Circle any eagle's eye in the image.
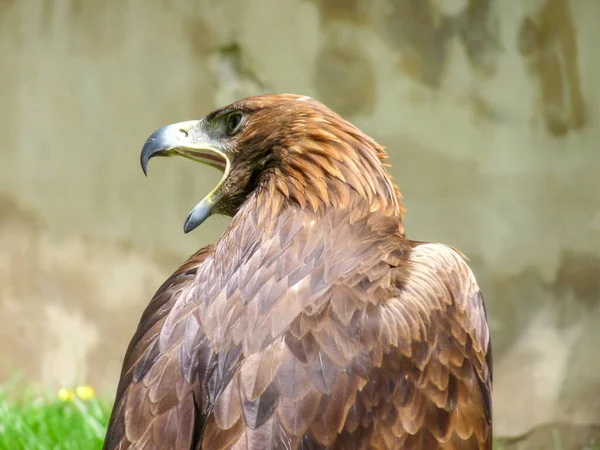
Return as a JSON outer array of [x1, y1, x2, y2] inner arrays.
[[226, 112, 243, 136]]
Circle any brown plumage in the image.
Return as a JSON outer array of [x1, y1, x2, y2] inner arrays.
[[103, 94, 492, 449]]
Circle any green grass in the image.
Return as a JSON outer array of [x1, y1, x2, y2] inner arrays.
[[0, 386, 110, 450]]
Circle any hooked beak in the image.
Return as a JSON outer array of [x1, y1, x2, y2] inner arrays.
[[140, 120, 231, 233]]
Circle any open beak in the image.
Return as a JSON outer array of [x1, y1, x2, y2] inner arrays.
[[140, 120, 231, 233]]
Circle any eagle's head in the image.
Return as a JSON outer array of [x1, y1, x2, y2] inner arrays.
[[141, 94, 402, 233]]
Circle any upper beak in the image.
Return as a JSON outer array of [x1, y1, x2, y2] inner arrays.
[[140, 120, 230, 233], [140, 120, 227, 175]]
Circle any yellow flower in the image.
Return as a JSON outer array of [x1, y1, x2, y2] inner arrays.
[[58, 388, 74, 402], [75, 385, 95, 401]]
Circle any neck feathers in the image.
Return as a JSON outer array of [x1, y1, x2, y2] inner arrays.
[[230, 103, 405, 236], [271, 115, 403, 221]]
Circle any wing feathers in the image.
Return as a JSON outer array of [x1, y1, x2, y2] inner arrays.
[[240, 339, 287, 402], [276, 350, 313, 400], [278, 389, 322, 436], [104, 210, 491, 450], [242, 381, 280, 430], [213, 373, 243, 430]]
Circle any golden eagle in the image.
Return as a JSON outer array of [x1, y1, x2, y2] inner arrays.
[[103, 94, 492, 449]]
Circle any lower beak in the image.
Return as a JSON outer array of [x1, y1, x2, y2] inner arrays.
[[140, 121, 230, 233]]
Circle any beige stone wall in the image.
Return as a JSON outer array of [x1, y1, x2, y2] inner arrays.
[[1, 0, 598, 437]]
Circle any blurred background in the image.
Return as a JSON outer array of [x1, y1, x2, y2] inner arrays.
[[1, 0, 599, 446]]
